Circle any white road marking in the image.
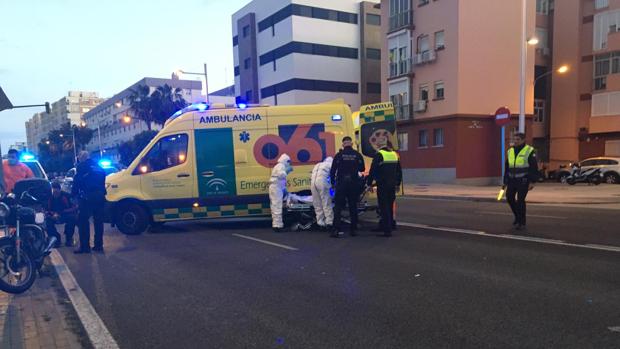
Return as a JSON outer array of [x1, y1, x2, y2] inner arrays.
[[49, 250, 119, 349], [397, 222, 620, 253], [232, 234, 299, 251], [478, 211, 566, 220]]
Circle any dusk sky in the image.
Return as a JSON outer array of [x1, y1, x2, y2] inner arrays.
[[0, 0, 247, 152]]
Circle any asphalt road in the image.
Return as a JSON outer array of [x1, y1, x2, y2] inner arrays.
[[57, 199, 620, 349]]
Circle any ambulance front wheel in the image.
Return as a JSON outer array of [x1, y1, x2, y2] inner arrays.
[[116, 202, 149, 235]]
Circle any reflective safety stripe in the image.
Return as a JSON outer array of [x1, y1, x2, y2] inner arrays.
[[379, 150, 399, 163], [507, 145, 534, 178]]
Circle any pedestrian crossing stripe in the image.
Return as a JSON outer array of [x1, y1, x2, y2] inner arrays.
[[360, 110, 395, 123], [153, 202, 271, 221]]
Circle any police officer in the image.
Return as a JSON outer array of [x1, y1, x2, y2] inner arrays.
[[72, 151, 107, 254], [503, 133, 538, 230], [330, 136, 365, 237], [367, 142, 402, 237]]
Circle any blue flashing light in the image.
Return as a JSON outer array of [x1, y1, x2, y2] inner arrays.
[[196, 103, 208, 112], [237, 103, 248, 110], [98, 159, 113, 169], [20, 153, 36, 161], [331, 114, 343, 122]]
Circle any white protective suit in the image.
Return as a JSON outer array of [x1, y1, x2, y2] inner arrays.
[[310, 157, 333, 227], [269, 154, 292, 229]]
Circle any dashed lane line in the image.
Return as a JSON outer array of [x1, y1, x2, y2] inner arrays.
[[397, 222, 620, 253], [49, 250, 119, 349], [232, 233, 300, 251]]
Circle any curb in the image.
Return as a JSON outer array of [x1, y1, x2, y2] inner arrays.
[[405, 194, 620, 205]]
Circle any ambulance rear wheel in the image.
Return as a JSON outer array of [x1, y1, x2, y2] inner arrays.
[[116, 203, 149, 235]]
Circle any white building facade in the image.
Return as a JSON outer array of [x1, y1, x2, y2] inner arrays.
[[232, 0, 382, 110], [25, 91, 104, 152], [82, 78, 204, 161]]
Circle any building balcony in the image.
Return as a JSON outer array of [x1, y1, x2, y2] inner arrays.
[[414, 50, 437, 65], [388, 58, 415, 79], [395, 104, 414, 121], [388, 10, 414, 33]]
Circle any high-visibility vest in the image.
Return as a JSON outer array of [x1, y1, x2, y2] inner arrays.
[[378, 149, 399, 164], [507, 145, 534, 179]]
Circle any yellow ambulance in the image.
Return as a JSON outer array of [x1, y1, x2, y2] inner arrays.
[[104, 100, 396, 234]]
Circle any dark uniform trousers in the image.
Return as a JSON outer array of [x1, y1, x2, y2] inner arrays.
[[377, 185, 396, 234], [333, 179, 360, 233], [78, 199, 105, 250], [506, 178, 530, 225]]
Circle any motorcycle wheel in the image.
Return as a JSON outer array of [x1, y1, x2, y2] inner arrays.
[[0, 238, 37, 294], [591, 177, 602, 185], [567, 178, 576, 185]]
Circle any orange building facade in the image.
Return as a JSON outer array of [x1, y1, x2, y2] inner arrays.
[[380, 0, 537, 184]]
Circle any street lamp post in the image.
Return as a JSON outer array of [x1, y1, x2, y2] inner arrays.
[[175, 63, 209, 103], [519, 0, 539, 134]]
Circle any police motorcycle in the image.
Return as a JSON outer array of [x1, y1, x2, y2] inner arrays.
[[566, 163, 603, 186], [0, 179, 55, 294]]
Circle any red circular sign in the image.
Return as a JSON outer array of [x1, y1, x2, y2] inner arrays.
[[494, 107, 511, 127]]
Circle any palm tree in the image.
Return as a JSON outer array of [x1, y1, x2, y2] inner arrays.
[[150, 84, 188, 126], [128, 85, 154, 131]]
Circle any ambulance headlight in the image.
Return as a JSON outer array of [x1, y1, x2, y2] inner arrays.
[[0, 203, 10, 219]]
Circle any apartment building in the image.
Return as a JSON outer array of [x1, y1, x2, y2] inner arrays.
[[547, 0, 620, 170], [25, 91, 104, 153], [82, 78, 203, 161], [232, 0, 382, 110], [381, 0, 536, 184]]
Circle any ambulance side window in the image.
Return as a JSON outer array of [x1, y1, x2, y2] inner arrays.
[[134, 134, 188, 175]]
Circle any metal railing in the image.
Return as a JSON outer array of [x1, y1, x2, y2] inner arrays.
[[389, 10, 414, 32]]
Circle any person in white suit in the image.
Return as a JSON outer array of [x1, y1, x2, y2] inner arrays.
[[310, 157, 333, 231], [269, 154, 292, 232]]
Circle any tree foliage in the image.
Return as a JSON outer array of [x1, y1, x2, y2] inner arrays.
[[118, 130, 159, 167], [37, 123, 95, 174], [128, 84, 188, 131]]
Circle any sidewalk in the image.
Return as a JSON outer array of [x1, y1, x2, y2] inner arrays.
[[0, 264, 91, 349], [404, 182, 620, 205]]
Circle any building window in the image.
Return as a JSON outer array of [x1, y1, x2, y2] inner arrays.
[[419, 84, 429, 101], [595, 76, 607, 90], [366, 48, 381, 60], [417, 35, 430, 54], [242, 25, 250, 38], [434, 81, 444, 100], [435, 30, 445, 50], [245, 90, 252, 101], [366, 13, 381, 26], [534, 99, 545, 123], [433, 128, 444, 147], [535, 27, 548, 49], [536, 0, 549, 15], [418, 130, 428, 148], [397, 132, 409, 151], [595, 0, 609, 10], [389, 0, 412, 31], [244, 58, 251, 70]]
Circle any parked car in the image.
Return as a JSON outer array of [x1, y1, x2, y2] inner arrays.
[[556, 157, 620, 184]]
